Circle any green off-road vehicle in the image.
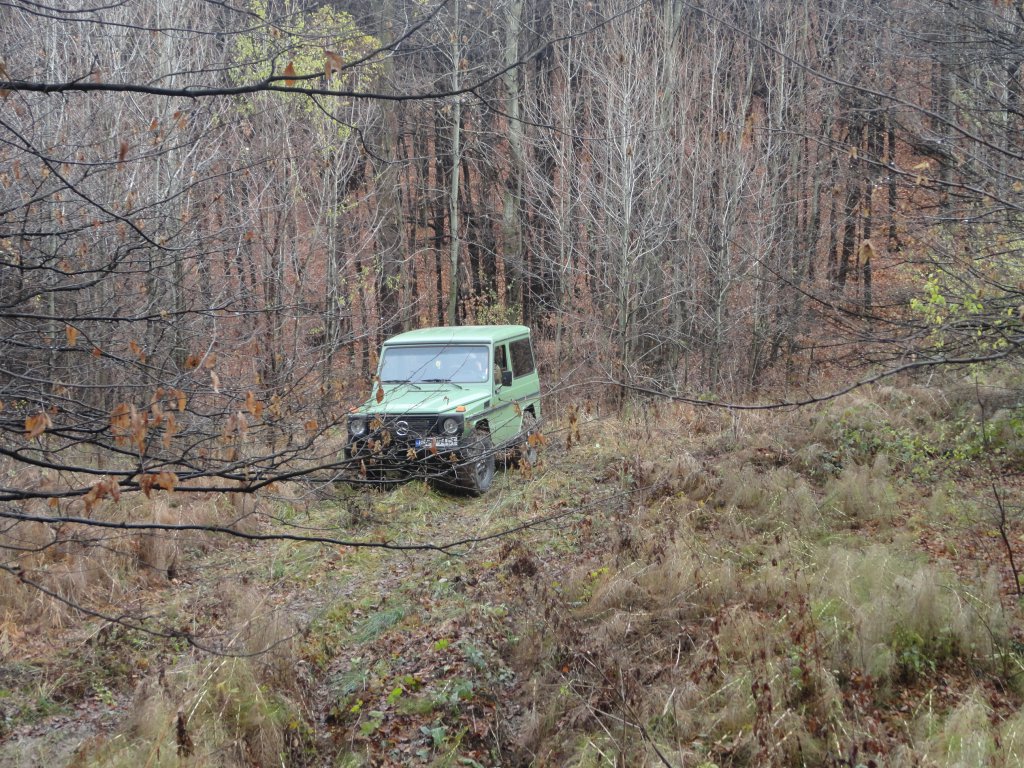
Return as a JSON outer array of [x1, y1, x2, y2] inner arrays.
[[345, 325, 542, 495]]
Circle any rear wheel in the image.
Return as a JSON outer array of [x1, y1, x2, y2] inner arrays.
[[517, 412, 540, 468]]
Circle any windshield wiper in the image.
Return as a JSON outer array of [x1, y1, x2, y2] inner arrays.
[[422, 378, 463, 389]]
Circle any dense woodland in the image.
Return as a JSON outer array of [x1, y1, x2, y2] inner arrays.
[[2, 0, 1023, 483], [3, 1, 1024, 765]]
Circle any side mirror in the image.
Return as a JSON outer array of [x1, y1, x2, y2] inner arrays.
[[501, 370, 513, 387]]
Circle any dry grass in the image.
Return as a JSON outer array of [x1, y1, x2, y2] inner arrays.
[[0, 460, 277, 632], [4, 377, 1024, 767], [501, 381, 1024, 767], [814, 547, 1007, 688], [81, 654, 304, 768]]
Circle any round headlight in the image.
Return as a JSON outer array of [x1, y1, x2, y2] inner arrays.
[[442, 417, 459, 435], [349, 417, 366, 437]]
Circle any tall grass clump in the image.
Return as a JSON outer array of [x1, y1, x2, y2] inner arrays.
[[823, 456, 897, 527], [891, 688, 1001, 767], [80, 656, 305, 768], [814, 547, 1007, 686]]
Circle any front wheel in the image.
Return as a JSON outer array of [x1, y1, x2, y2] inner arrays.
[[457, 429, 495, 496]]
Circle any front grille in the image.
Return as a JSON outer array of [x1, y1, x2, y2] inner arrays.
[[369, 414, 440, 440]]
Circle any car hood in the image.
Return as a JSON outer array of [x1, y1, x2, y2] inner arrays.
[[355, 383, 491, 415]]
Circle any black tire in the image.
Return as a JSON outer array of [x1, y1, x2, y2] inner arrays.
[[457, 429, 495, 496]]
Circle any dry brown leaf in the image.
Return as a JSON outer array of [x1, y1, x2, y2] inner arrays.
[[245, 391, 263, 418], [110, 403, 132, 443], [24, 411, 52, 439], [65, 325, 78, 347], [129, 339, 145, 362], [162, 413, 177, 449], [156, 471, 177, 492], [283, 61, 297, 86], [324, 49, 343, 80], [85, 477, 120, 513], [210, 370, 220, 393]]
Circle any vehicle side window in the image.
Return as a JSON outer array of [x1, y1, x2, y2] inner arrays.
[[510, 338, 535, 377], [493, 344, 508, 384]]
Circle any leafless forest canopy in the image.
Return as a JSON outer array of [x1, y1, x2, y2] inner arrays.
[[0, 0, 1022, 493]]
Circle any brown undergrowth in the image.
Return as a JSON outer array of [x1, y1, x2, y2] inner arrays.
[[2, 370, 1024, 766], [499, 370, 1024, 767]]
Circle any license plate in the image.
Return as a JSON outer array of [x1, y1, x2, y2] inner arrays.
[[415, 436, 459, 449]]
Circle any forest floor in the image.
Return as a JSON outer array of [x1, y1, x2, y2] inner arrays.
[[2, 370, 1024, 766]]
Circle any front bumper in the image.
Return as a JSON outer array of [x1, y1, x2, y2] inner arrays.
[[345, 434, 468, 471]]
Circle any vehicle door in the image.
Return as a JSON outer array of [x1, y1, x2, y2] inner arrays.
[[491, 335, 539, 447], [490, 341, 518, 447], [508, 336, 540, 423]]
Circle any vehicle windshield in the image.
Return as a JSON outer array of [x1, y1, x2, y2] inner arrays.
[[379, 344, 490, 384]]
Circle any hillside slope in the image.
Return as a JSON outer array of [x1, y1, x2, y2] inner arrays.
[[2, 373, 1024, 767]]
